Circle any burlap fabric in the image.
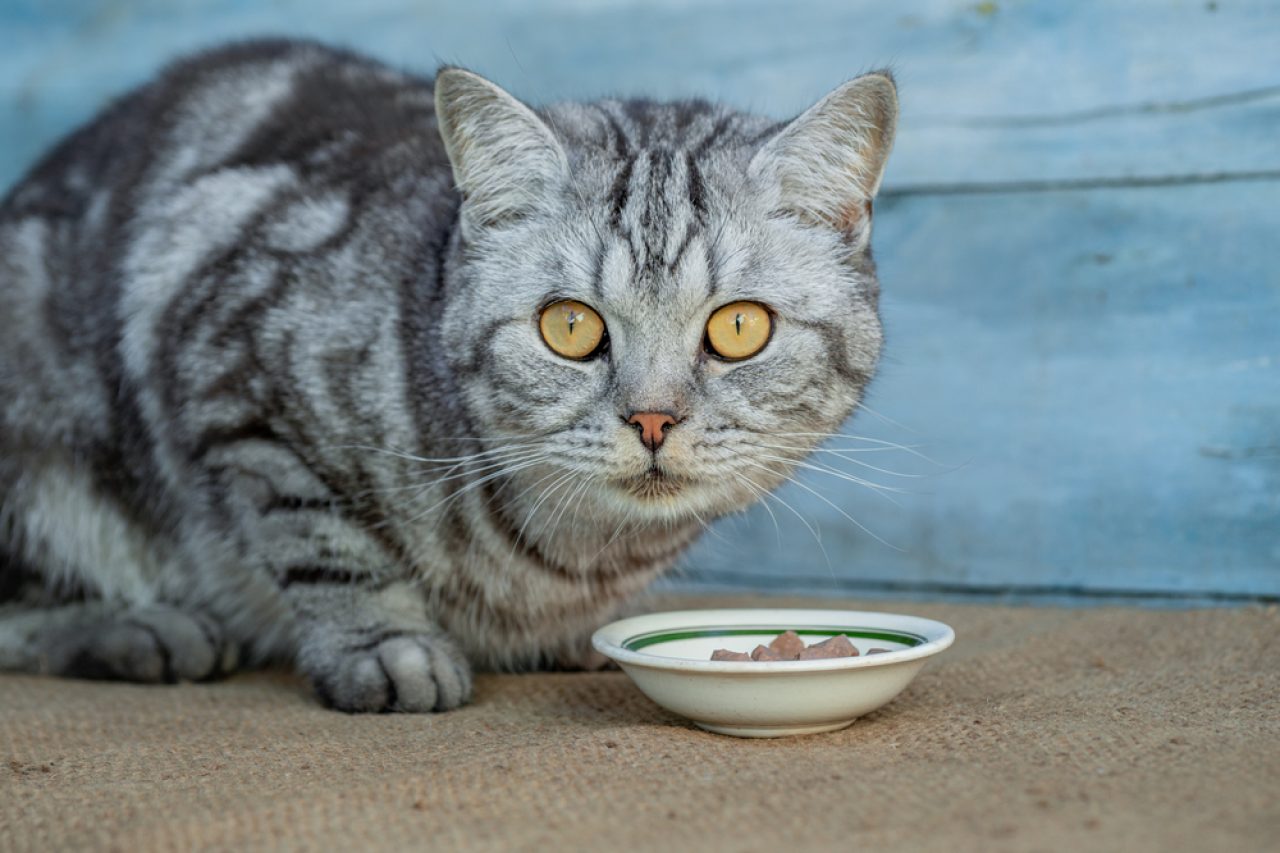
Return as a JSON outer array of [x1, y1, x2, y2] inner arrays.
[[2, 597, 1276, 851]]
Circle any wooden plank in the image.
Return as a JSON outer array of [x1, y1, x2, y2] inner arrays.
[[3, 1, 1280, 187], [889, 97, 1280, 186], [681, 180, 1280, 598]]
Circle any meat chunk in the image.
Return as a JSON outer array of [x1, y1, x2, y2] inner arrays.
[[710, 649, 752, 662], [767, 630, 805, 660], [707, 631, 865, 662], [797, 634, 858, 660], [750, 644, 786, 662]]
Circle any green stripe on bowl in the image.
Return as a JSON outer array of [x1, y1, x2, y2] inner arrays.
[[622, 626, 927, 651]]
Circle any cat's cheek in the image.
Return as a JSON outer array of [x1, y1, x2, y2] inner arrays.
[[699, 358, 740, 382]]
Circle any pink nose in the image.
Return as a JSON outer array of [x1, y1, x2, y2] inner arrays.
[[627, 411, 677, 452]]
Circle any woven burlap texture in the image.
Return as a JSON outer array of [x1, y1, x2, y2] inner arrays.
[[2, 597, 1277, 852]]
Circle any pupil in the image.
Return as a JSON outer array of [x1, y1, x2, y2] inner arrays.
[[734, 313, 744, 334]]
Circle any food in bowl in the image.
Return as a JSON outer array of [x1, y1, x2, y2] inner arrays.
[[711, 630, 892, 661]]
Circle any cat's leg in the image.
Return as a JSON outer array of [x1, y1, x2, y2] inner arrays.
[[190, 424, 472, 712], [0, 599, 239, 683], [0, 463, 240, 683], [282, 576, 472, 713]]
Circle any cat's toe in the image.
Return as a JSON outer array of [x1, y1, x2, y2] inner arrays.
[[53, 620, 169, 682], [127, 608, 228, 681], [312, 633, 472, 713], [44, 606, 232, 683]]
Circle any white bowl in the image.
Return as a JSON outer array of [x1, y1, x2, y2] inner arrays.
[[592, 608, 955, 738]]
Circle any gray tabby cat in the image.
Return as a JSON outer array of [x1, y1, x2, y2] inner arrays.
[[0, 40, 896, 712]]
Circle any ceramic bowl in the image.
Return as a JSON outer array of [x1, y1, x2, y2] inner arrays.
[[591, 608, 955, 738]]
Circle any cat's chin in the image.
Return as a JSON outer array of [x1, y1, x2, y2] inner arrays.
[[612, 466, 692, 502], [604, 466, 749, 523]]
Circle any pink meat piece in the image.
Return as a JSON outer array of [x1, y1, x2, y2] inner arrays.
[[768, 630, 805, 660], [797, 634, 859, 660], [750, 644, 786, 662], [710, 649, 752, 662]]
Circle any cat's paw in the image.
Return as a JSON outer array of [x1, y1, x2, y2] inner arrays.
[[44, 606, 238, 683], [306, 632, 472, 713]]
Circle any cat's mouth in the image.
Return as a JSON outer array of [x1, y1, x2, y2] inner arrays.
[[615, 465, 690, 500]]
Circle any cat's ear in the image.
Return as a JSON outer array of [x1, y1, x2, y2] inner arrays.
[[434, 68, 569, 232], [748, 71, 898, 249]]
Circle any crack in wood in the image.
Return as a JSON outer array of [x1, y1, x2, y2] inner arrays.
[[881, 169, 1280, 198], [911, 83, 1280, 128]]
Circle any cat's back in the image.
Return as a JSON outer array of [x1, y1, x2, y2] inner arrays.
[[1, 39, 446, 228], [0, 39, 452, 445]]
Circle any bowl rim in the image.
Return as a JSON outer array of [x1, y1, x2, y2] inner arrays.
[[592, 607, 956, 673]]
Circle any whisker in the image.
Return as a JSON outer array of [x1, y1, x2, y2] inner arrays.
[[748, 442, 925, 479], [528, 478, 575, 550], [399, 457, 548, 527], [546, 476, 593, 540], [329, 442, 542, 466], [769, 432, 945, 466], [853, 401, 920, 435], [500, 464, 571, 512], [752, 453, 910, 504], [734, 471, 782, 550], [588, 516, 634, 565], [509, 468, 579, 559], [685, 503, 725, 543], [526, 472, 584, 550], [737, 468, 834, 577], [743, 459, 901, 552], [430, 435, 541, 444], [564, 475, 598, 538], [366, 459, 548, 518], [488, 464, 573, 562], [357, 449, 550, 499], [778, 445, 908, 454]]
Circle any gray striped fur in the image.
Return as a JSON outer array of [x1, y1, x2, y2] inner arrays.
[[0, 40, 896, 711]]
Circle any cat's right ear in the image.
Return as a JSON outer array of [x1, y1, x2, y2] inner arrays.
[[434, 68, 569, 235], [748, 71, 898, 251]]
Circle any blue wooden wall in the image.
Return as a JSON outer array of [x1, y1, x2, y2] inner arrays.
[[3, 0, 1277, 604]]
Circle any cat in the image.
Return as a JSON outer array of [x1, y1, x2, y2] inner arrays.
[[0, 39, 896, 712]]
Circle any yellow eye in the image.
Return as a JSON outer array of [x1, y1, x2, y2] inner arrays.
[[539, 300, 606, 360], [705, 301, 772, 360]]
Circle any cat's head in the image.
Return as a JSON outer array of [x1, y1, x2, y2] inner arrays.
[[435, 69, 896, 523]]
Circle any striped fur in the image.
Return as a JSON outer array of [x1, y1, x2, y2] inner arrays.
[[0, 40, 896, 712]]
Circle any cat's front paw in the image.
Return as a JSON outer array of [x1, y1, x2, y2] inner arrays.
[[304, 632, 473, 713], [42, 605, 239, 683]]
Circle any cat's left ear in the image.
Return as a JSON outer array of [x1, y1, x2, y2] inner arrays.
[[434, 68, 569, 233], [749, 71, 898, 250]]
